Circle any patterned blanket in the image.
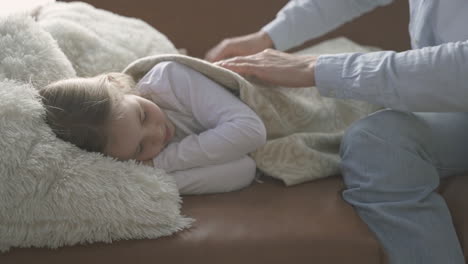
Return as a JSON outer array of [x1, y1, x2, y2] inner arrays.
[[124, 38, 382, 186]]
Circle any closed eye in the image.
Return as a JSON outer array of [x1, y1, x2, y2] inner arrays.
[[135, 105, 145, 158], [138, 143, 144, 155], [139, 105, 146, 123], [133, 143, 144, 159]]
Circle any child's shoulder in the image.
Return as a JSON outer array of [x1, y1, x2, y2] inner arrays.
[[138, 61, 189, 89], [142, 61, 202, 90], [137, 61, 197, 99], [150, 61, 193, 75]]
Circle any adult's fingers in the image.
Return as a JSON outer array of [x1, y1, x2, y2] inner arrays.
[[216, 49, 318, 88], [205, 40, 234, 62], [205, 31, 274, 62], [216, 49, 279, 71], [217, 61, 263, 76]]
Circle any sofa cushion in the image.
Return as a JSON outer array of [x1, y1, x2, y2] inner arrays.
[[0, 176, 384, 264], [2, 175, 466, 264]]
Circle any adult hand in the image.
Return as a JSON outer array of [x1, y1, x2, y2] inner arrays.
[[205, 31, 274, 62], [216, 49, 318, 88]]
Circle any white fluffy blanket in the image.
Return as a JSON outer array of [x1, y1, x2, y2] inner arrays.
[[0, 3, 190, 253], [35, 1, 178, 77], [124, 39, 382, 186]]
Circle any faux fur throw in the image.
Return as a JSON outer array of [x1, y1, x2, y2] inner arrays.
[[124, 38, 382, 186], [35, 1, 178, 77], [0, 5, 190, 253]]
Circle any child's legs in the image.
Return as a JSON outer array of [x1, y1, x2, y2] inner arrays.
[[340, 110, 468, 264]]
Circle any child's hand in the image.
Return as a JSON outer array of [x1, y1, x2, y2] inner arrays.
[[141, 160, 154, 167]]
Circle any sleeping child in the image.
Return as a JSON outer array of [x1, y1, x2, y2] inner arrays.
[[39, 61, 267, 195]]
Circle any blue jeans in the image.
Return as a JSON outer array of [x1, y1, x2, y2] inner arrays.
[[341, 110, 468, 264]]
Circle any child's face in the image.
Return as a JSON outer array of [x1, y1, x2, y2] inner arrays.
[[104, 94, 175, 163]]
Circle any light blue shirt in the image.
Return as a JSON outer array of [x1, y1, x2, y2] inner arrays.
[[262, 0, 468, 112]]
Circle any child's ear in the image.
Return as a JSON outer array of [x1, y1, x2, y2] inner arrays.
[[105, 73, 116, 82], [106, 72, 121, 81]]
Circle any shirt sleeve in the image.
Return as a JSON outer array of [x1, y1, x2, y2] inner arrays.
[[153, 61, 267, 172], [315, 40, 468, 112], [262, 0, 393, 51], [171, 155, 257, 195]]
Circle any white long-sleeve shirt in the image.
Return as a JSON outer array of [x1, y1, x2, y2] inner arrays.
[[262, 0, 468, 112], [136, 61, 267, 195]]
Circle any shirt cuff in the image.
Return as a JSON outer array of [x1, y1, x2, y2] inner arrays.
[[315, 54, 348, 99], [261, 17, 293, 51], [153, 153, 171, 172]]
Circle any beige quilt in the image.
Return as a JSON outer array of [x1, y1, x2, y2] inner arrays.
[[124, 38, 382, 186]]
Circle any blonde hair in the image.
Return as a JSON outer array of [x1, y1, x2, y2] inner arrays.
[[39, 73, 137, 153]]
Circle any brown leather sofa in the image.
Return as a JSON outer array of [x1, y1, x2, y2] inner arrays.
[[2, 1, 467, 263]]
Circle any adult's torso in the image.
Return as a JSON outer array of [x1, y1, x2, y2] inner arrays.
[[409, 0, 468, 48]]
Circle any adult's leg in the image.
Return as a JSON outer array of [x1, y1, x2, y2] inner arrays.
[[340, 110, 468, 264]]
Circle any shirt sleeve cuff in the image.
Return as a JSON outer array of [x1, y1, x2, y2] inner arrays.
[[153, 153, 171, 172], [315, 54, 348, 98], [261, 17, 293, 51]]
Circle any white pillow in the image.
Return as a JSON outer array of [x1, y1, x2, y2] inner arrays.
[[0, 13, 191, 253]]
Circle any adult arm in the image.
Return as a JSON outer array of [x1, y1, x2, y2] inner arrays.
[[206, 0, 393, 61], [316, 40, 468, 112], [263, 0, 393, 51], [218, 39, 468, 112]]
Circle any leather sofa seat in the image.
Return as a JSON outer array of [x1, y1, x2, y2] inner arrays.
[[2, 175, 467, 264]]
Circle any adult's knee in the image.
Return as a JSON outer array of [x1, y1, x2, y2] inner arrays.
[[340, 110, 438, 192], [343, 109, 414, 146], [340, 110, 428, 157]]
